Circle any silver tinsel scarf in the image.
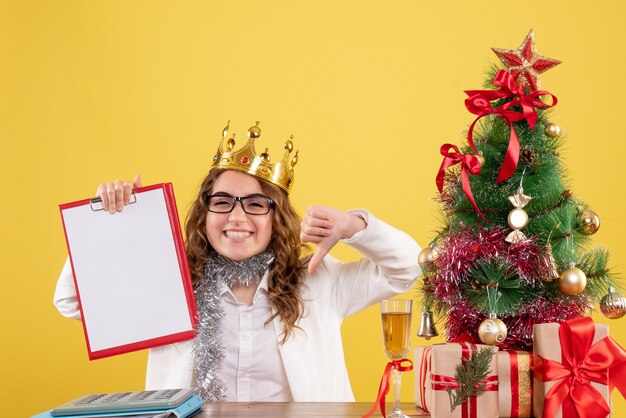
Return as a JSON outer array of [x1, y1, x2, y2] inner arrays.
[[192, 249, 274, 402]]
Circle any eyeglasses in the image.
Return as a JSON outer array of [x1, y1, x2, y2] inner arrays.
[[204, 193, 274, 215]]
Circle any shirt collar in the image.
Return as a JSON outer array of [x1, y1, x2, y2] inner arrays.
[[218, 270, 270, 302]]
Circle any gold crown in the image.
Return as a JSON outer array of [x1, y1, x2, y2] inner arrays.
[[210, 121, 299, 194]]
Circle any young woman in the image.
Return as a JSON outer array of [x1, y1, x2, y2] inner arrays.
[[53, 123, 421, 402]]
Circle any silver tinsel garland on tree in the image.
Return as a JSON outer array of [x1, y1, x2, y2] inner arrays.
[[192, 249, 274, 402]]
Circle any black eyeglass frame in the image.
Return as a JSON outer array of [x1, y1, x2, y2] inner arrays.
[[204, 193, 275, 215]]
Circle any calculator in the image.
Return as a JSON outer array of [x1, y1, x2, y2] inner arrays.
[[50, 388, 196, 416]]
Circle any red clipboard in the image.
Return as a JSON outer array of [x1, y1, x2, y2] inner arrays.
[[59, 183, 198, 360]]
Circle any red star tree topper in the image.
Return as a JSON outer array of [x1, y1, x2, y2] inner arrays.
[[492, 30, 561, 92]]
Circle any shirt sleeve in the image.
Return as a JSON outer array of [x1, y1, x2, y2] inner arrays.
[[53, 256, 82, 320], [315, 209, 422, 318]]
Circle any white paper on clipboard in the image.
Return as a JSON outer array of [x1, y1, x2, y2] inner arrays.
[[59, 183, 197, 359]]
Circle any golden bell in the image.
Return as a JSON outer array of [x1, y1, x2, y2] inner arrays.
[[417, 309, 439, 340]]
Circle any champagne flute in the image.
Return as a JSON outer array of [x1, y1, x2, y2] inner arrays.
[[380, 299, 412, 418]]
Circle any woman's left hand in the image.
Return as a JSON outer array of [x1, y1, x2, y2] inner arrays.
[[300, 206, 367, 274]]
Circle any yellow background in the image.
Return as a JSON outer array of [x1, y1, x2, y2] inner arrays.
[[2, 1, 626, 416]]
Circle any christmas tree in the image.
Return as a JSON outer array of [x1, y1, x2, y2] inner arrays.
[[418, 30, 626, 351]]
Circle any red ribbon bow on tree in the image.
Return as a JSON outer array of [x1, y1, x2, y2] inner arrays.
[[464, 70, 557, 183], [363, 358, 413, 418], [436, 143, 485, 221], [532, 317, 626, 418]]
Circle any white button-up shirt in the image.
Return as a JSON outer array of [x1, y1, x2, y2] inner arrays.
[[219, 274, 293, 402]]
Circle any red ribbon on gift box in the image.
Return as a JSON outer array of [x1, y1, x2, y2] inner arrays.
[[503, 351, 534, 418], [363, 358, 413, 418], [430, 343, 498, 418], [464, 69, 557, 184], [417, 347, 432, 413], [532, 317, 626, 418]]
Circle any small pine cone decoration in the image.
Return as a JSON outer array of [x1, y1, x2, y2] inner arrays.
[[520, 147, 536, 165]]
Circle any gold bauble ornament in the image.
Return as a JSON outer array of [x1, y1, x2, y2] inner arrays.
[[418, 246, 438, 267], [507, 208, 529, 230], [578, 209, 600, 235], [600, 287, 626, 319], [544, 122, 561, 138], [559, 263, 587, 295], [478, 314, 508, 345], [475, 153, 486, 168]]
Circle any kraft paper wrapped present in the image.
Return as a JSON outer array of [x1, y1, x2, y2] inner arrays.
[[429, 342, 499, 418], [531, 317, 626, 418], [414, 346, 433, 413], [497, 350, 533, 418]]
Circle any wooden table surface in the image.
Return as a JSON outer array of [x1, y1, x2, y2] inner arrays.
[[196, 402, 427, 417]]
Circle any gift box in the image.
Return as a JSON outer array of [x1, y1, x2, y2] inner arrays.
[[532, 317, 626, 418], [414, 346, 433, 413], [497, 350, 533, 418], [430, 342, 499, 418]]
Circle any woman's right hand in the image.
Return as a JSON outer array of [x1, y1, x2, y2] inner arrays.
[[96, 173, 143, 214]]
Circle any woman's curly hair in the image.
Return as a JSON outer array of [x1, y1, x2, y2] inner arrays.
[[185, 168, 307, 343]]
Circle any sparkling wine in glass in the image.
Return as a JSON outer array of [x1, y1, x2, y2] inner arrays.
[[380, 299, 412, 418]]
